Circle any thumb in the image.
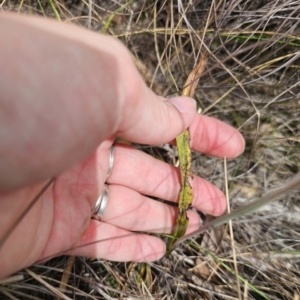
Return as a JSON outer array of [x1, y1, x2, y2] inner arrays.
[[117, 84, 196, 144], [117, 92, 197, 144]]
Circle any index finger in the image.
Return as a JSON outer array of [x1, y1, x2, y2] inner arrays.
[[189, 114, 245, 158]]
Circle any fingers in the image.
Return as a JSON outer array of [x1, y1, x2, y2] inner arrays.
[[107, 114, 244, 218], [76, 221, 166, 262], [190, 114, 245, 158], [100, 185, 201, 234], [108, 144, 226, 216]]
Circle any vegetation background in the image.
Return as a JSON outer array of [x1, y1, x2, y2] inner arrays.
[[1, 0, 300, 299]]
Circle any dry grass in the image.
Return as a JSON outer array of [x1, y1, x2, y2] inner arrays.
[[1, 0, 300, 299]]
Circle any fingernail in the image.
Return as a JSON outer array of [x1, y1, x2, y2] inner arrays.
[[167, 96, 197, 113]]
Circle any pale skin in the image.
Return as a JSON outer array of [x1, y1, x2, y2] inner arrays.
[[0, 13, 245, 279]]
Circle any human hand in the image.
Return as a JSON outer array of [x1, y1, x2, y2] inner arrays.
[[0, 13, 245, 279]]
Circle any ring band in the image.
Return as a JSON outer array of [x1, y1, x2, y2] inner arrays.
[[92, 185, 109, 221], [106, 145, 115, 180], [91, 145, 114, 221]]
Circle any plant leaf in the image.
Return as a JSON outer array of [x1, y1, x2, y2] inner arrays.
[[166, 54, 208, 254]]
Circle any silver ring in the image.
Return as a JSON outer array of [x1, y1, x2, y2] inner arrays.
[[106, 146, 115, 180], [91, 146, 114, 221], [92, 185, 109, 221]]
